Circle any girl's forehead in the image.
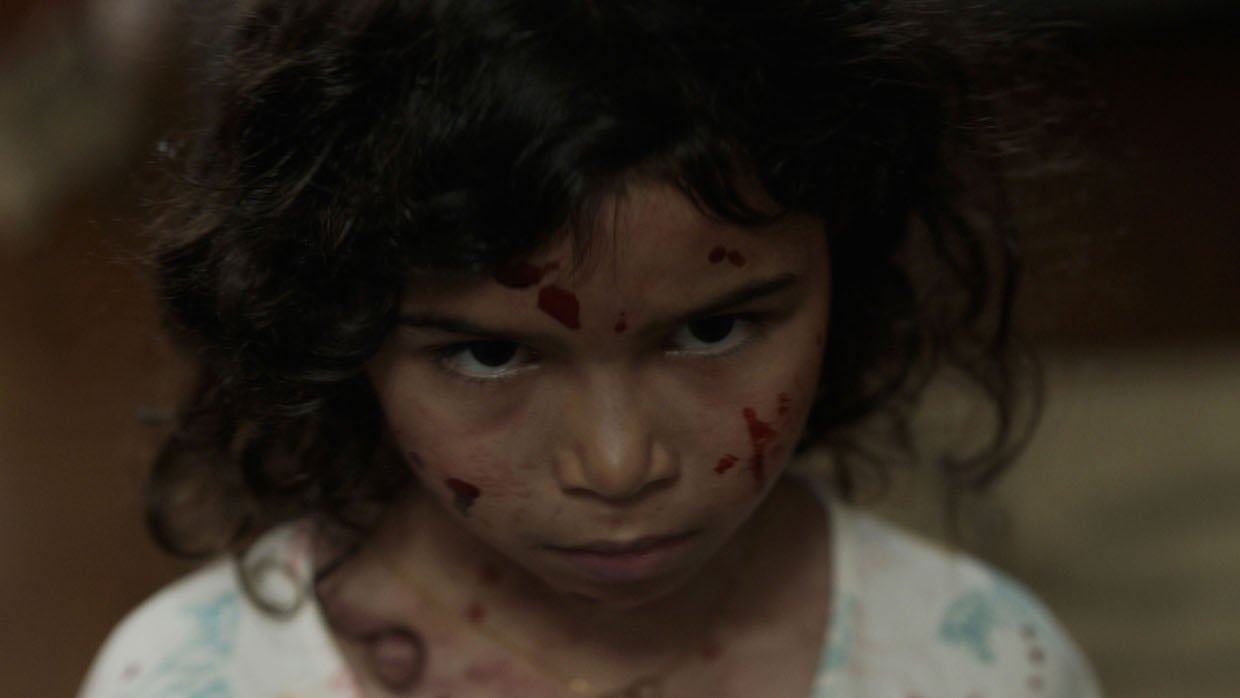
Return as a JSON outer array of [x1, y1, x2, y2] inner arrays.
[[400, 182, 826, 316]]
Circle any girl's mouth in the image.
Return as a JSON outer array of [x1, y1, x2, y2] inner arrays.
[[546, 532, 698, 583]]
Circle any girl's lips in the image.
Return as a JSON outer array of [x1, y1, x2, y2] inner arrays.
[[547, 532, 697, 583]]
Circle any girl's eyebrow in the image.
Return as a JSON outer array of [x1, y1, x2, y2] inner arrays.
[[681, 272, 800, 320], [397, 272, 801, 338]]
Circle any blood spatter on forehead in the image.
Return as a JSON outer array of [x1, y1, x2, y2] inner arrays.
[[614, 311, 628, 333], [777, 393, 791, 415], [714, 454, 739, 475], [537, 285, 581, 329], [444, 478, 481, 515], [709, 246, 746, 267], [742, 408, 778, 490], [493, 261, 560, 289]]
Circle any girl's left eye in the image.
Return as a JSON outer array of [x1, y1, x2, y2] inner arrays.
[[667, 314, 759, 355], [437, 340, 536, 380]]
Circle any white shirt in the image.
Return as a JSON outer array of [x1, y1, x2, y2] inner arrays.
[[79, 490, 1102, 697]]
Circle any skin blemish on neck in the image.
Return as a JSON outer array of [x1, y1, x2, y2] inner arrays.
[[537, 285, 581, 329], [479, 564, 502, 586], [742, 408, 778, 490], [493, 261, 560, 289], [465, 601, 486, 624], [444, 478, 481, 515], [714, 454, 739, 475], [708, 246, 727, 263]]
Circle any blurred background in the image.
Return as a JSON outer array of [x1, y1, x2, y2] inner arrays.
[[1, 1, 1236, 696]]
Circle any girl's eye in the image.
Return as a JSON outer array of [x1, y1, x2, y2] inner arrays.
[[438, 340, 535, 380], [668, 314, 757, 355]]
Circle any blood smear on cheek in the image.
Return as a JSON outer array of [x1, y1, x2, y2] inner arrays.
[[714, 454, 739, 475], [742, 408, 778, 490], [444, 478, 481, 515], [537, 285, 581, 329]]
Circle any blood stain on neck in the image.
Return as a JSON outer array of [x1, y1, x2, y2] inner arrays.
[[444, 478, 481, 515], [742, 408, 778, 489], [537, 285, 580, 329], [493, 261, 560, 289]]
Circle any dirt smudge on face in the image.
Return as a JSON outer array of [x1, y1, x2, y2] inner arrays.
[[537, 285, 581, 329]]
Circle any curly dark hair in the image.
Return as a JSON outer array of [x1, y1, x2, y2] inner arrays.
[[145, 0, 1044, 557]]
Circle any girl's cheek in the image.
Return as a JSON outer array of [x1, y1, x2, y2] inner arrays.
[[708, 385, 813, 490]]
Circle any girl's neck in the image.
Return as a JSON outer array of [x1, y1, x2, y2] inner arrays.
[[319, 477, 829, 696]]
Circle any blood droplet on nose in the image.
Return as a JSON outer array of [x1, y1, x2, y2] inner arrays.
[[537, 285, 581, 329], [444, 478, 481, 515]]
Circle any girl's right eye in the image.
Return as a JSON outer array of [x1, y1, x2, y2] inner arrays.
[[435, 340, 536, 381]]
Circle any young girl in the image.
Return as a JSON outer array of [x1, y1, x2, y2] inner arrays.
[[80, 1, 1101, 696]]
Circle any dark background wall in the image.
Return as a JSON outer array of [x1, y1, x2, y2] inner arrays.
[[1, 2, 1236, 696]]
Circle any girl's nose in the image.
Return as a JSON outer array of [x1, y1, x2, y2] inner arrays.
[[552, 373, 678, 501]]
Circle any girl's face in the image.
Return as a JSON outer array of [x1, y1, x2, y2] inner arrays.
[[367, 181, 830, 606]]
